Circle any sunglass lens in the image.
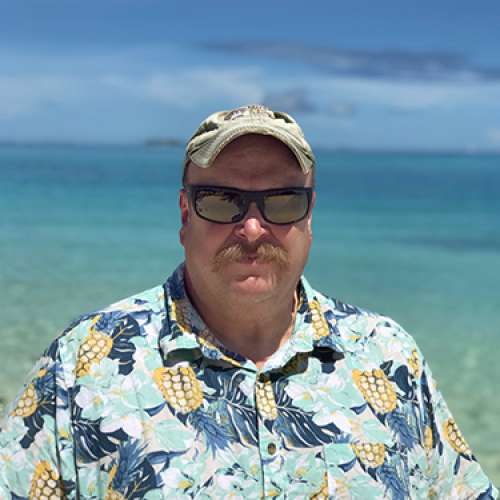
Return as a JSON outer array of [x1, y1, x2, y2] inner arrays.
[[264, 191, 309, 224], [195, 190, 242, 223]]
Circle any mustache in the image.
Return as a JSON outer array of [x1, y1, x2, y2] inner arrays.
[[212, 242, 289, 272]]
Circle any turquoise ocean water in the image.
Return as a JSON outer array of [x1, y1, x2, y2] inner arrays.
[[1, 146, 499, 483]]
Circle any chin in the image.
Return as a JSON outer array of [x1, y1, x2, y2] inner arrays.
[[229, 274, 277, 296]]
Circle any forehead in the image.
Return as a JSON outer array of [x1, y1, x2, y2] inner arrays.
[[186, 135, 311, 188]]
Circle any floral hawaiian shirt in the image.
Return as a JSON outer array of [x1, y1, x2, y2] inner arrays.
[[0, 263, 497, 500]]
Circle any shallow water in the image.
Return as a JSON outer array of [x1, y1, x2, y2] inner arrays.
[[1, 146, 499, 483]]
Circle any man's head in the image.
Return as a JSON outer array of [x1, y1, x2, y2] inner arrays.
[[183, 104, 315, 187], [179, 105, 316, 308]]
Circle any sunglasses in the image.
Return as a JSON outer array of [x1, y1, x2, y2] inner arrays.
[[184, 185, 313, 225]]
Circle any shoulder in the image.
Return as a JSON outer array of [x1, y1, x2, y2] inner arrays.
[[62, 284, 166, 338], [303, 279, 421, 365], [43, 284, 167, 379]]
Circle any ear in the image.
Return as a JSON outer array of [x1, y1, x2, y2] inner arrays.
[[179, 189, 190, 247]]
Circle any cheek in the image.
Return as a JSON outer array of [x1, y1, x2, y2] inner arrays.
[[179, 221, 192, 249], [180, 214, 203, 250], [279, 224, 309, 246], [283, 226, 312, 260], [183, 220, 232, 255]]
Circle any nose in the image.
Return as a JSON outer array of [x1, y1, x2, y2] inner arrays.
[[235, 203, 269, 243]]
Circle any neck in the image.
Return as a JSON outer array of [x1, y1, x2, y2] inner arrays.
[[184, 272, 298, 369]]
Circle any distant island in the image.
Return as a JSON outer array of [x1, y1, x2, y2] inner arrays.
[[0, 140, 498, 156]]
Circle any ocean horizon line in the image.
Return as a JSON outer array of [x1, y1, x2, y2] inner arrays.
[[1, 140, 500, 157]]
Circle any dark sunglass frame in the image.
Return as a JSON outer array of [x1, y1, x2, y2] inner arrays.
[[185, 185, 313, 225]]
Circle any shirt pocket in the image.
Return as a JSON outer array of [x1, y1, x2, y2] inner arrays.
[[323, 441, 411, 500]]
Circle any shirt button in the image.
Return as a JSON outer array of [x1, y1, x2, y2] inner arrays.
[[267, 442, 277, 455]]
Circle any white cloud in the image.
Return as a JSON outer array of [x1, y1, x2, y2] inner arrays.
[[0, 76, 78, 118], [308, 76, 469, 110], [208, 42, 500, 83], [101, 66, 265, 107], [0, 63, 266, 121], [329, 101, 356, 117], [262, 87, 316, 114], [2, 42, 500, 122], [487, 128, 500, 145], [2, 43, 500, 149], [91, 58, 500, 116]]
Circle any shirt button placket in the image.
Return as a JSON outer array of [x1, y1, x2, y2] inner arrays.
[[256, 371, 283, 499]]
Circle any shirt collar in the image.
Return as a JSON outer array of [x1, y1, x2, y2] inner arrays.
[[159, 263, 346, 368]]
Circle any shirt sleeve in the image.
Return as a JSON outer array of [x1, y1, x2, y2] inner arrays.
[[0, 337, 77, 500], [419, 354, 498, 499]]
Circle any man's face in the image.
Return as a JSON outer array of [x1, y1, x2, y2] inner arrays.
[[179, 134, 315, 305]]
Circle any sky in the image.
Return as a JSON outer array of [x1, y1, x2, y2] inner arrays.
[[1, 0, 500, 151]]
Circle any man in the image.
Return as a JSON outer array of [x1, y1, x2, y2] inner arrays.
[[0, 105, 496, 499]]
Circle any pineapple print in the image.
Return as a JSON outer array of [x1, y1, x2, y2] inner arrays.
[[12, 382, 37, 419], [198, 328, 217, 350], [29, 461, 63, 500], [256, 374, 278, 421], [171, 300, 191, 333], [353, 368, 397, 414], [424, 425, 433, 455], [443, 419, 471, 456], [352, 443, 386, 468], [153, 365, 203, 414], [408, 348, 419, 376], [75, 315, 113, 377], [310, 300, 329, 340], [309, 470, 328, 500], [12, 369, 46, 419]]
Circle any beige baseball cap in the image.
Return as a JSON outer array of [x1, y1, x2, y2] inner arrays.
[[184, 105, 315, 173]]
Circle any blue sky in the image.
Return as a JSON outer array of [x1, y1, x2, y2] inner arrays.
[[1, 0, 500, 151]]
